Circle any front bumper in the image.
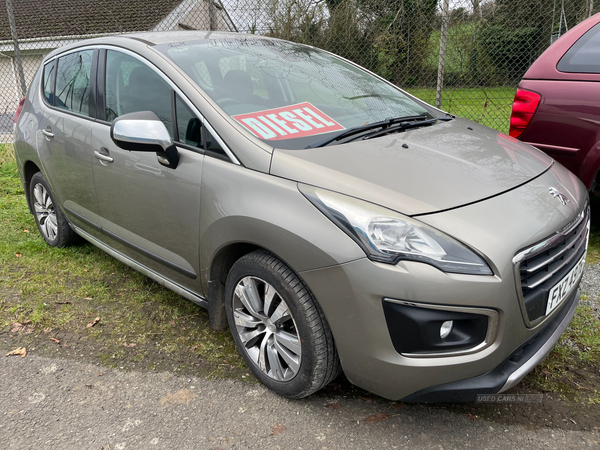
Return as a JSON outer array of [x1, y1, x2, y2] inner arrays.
[[402, 288, 579, 402]]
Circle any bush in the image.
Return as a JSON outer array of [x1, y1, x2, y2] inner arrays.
[[479, 25, 542, 84]]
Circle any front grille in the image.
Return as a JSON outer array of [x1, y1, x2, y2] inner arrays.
[[515, 206, 589, 326]]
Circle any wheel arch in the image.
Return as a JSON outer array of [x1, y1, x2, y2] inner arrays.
[[205, 240, 319, 331], [580, 139, 600, 191], [23, 160, 42, 214]]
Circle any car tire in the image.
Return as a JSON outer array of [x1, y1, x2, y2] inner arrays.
[[30, 172, 78, 248], [225, 250, 341, 398]]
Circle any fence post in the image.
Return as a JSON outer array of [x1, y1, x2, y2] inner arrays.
[[436, 0, 450, 109], [209, 0, 215, 31], [6, 0, 27, 96]]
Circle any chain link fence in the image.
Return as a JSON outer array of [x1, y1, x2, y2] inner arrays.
[[1, 0, 598, 143]]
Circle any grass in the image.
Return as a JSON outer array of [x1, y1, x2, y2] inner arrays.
[[0, 143, 245, 378], [524, 303, 600, 404], [407, 86, 516, 133]]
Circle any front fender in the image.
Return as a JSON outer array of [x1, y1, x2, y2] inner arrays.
[[198, 156, 365, 293]]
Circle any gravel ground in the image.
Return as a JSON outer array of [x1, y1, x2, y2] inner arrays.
[[578, 263, 600, 317], [1, 354, 599, 450]]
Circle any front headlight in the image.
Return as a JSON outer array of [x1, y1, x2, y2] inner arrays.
[[299, 185, 492, 275]]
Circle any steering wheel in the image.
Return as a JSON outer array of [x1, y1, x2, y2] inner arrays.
[[217, 98, 238, 107]]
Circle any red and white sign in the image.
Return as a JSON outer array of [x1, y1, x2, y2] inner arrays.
[[232, 102, 345, 140]]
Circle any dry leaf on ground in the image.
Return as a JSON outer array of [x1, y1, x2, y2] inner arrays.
[[271, 423, 287, 436], [123, 343, 136, 347], [50, 338, 60, 344], [86, 317, 100, 328], [10, 321, 33, 333], [365, 413, 389, 423], [324, 402, 341, 410], [160, 389, 198, 406], [15, 253, 21, 258], [6, 347, 27, 357]]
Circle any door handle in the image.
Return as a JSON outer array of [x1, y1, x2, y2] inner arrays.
[[94, 150, 114, 163], [41, 129, 54, 138]]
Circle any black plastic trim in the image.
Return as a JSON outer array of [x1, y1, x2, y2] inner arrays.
[[383, 301, 488, 354], [101, 229, 196, 279], [64, 207, 196, 280], [88, 48, 99, 120], [63, 207, 101, 232], [97, 49, 107, 122]]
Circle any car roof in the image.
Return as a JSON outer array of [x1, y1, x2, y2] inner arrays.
[[43, 30, 279, 62], [523, 12, 600, 81], [122, 30, 270, 45]]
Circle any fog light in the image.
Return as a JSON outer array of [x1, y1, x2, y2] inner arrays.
[[440, 320, 453, 339]]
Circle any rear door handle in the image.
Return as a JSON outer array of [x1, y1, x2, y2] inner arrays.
[[94, 150, 114, 163], [41, 129, 54, 139]]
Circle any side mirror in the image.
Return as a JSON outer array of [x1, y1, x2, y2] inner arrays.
[[110, 111, 179, 169]]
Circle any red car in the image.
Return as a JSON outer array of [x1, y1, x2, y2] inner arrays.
[[511, 13, 600, 191]]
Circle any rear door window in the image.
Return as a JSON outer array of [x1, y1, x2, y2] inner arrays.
[[55, 50, 94, 115], [558, 22, 600, 73]]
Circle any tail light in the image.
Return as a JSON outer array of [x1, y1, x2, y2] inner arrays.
[[14, 97, 25, 127], [509, 88, 541, 138]]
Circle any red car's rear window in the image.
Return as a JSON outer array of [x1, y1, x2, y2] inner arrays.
[[557, 21, 600, 73]]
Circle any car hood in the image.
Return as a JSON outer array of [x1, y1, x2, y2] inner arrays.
[[269, 118, 554, 216]]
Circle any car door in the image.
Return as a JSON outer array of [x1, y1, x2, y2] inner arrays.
[[37, 48, 103, 238], [91, 48, 205, 293]]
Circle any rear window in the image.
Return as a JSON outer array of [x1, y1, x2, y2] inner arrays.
[[557, 22, 600, 73]]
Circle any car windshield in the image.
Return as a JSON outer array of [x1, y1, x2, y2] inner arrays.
[[155, 38, 433, 149]]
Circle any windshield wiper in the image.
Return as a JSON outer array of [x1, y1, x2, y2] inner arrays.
[[360, 116, 454, 141], [305, 115, 451, 148]]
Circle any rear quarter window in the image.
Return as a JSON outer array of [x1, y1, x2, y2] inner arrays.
[[42, 60, 56, 105], [557, 22, 600, 73]]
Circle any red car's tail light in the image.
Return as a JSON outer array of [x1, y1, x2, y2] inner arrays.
[[509, 89, 541, 138], [14, 97, 25, 126]]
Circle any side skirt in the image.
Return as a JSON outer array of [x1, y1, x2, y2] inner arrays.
[[73, 226, 208, 309]]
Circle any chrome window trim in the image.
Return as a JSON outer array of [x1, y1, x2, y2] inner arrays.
[[98, 45, 240, 165], [382, 298, 499, 358], [43, 44, 100, 65], [512, 204, 589, 329]]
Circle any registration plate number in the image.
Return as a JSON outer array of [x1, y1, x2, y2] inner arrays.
[[546, 252, 586, 315]]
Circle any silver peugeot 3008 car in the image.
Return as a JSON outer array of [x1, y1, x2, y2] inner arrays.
[[14, 31, 589, 401]]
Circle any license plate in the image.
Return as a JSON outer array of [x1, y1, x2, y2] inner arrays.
[[546, 252, 586, 315]]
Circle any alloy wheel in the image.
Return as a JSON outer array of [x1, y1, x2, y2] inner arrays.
[[232, 276, 301, 381], [33, 183, 58, 242]]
